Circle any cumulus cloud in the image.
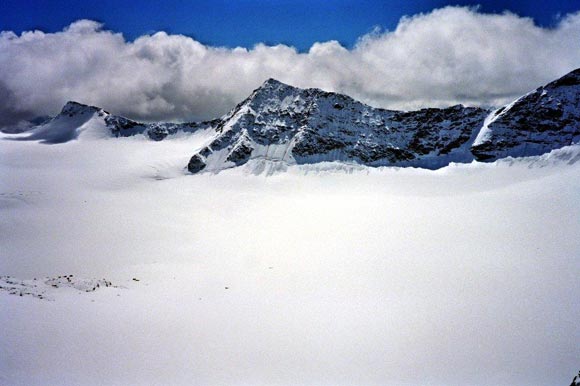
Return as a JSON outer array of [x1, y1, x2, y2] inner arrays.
[[1, 6, 580, 127]]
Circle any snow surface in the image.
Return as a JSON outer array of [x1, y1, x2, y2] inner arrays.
[[0, 275, 116, 300], [1, 131, 579, 386], [13, 105, 106, 144]]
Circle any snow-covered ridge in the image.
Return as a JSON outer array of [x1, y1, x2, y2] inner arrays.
[[8, 101, 109, 144], [471, 68, 580, 161], [8, 101, 220, 144], [188, 78, 490, 172], [5, 68, 580, 172], [188, 69, 580, 173]]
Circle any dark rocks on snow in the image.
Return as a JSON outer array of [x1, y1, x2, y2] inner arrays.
[[187, 155, 206, 173], [227, 143, 254, 165]]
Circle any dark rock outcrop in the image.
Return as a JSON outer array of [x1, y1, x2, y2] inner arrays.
[[471, 69, 580, 161]]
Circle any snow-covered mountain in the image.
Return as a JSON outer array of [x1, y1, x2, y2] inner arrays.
[[14, 101, 218, 144], [186, 79, 488, 173], [8, 68, 580, 172], [188, 70, 579, 173], [472, 68, 580, 161]]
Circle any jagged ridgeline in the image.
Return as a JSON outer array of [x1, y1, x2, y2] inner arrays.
[[187, 79, 488, 172], [12, 100, 221, 144], [12, 68, 580, 172], [187, 70, 580, 172]]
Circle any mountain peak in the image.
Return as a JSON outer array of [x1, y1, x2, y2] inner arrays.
[[236, 78, 300, 110], [255, 78, 296, 93], [60, 101, 101, 117], [546, 67, 580, 89], [262, 78, 286, 87]]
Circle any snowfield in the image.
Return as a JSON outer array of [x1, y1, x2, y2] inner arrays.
[[1, 131, 579, 386]]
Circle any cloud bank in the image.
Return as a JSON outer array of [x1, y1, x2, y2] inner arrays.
[[1, 6, 580, 127]]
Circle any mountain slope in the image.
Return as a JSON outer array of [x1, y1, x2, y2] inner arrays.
[[12, 101, 218, 144], [14, 102, 106, 144], [188, 68, 580, 173], [187, 79, 489, 173], [472, 68, 580, 161], [7, 68, 579, 172]]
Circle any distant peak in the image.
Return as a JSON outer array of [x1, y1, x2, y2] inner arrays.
[[62, 100, 85, 108], [60, 101, 101, 116], [263, 78, 283, 85], [63, 100, 90, 108], [259, 78, 294, 89], [243, 78, 297, 104]]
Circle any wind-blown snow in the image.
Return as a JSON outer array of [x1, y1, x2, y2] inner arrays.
[[1, 132, 579, 386], [472, 96, 522, 147]]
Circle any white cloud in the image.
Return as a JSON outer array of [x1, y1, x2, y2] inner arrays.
[[1, 6, 579, 127]]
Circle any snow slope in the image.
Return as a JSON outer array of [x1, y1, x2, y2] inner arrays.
[[1, 129, 579, 385], [11, 101, 219, 144], [0, 275, 115, 301], [13, 102, 108, 144]]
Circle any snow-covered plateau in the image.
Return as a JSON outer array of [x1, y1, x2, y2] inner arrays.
[[1, 70, 579, 386]]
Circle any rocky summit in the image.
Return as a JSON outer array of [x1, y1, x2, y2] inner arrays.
[[186, 69, 579, 173], [187, 79, 489, 172]]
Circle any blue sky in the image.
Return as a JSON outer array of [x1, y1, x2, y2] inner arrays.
[[1, 0, 579, 51]]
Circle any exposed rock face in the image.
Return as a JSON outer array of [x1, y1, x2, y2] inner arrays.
[[187, 69, 580, 173], [570, 371, 580, 386], [60, 100, 101, 117], [187, 79, 490, 172], [104, 113, 218, 141], [472, 69, 580, 161], [187, 154, 206, 173]]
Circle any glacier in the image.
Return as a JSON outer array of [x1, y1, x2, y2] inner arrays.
[[0, 70, 579, 386]]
